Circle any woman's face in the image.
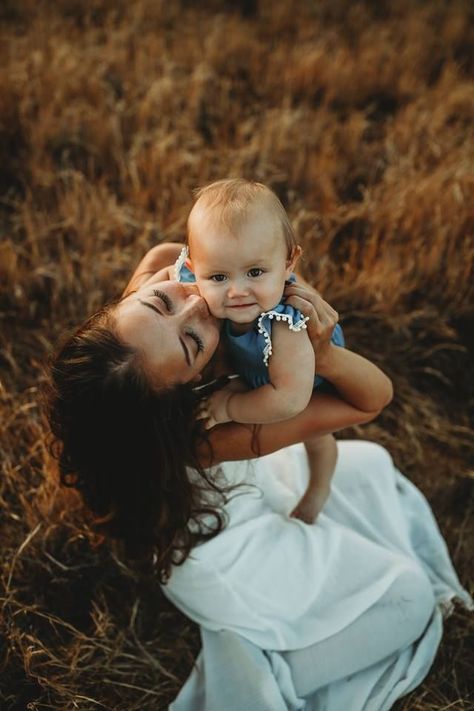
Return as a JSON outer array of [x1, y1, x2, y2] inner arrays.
[[115, 280, 221, 385]]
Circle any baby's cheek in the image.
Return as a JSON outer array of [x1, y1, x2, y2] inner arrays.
[[196, 283, 223, 318], [207, 297, 226, 319], [262, 281, 288, 310], [193, 278, 209, 299]]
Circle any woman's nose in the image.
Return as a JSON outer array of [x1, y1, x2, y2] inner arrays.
[[178, 293, 209, 320]]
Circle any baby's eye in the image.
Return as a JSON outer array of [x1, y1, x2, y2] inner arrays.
[[248, 268, 264, 278], [210, 274, 227, 283]]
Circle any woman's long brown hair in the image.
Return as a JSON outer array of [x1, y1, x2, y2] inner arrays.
[[45, 307, 232, 584]]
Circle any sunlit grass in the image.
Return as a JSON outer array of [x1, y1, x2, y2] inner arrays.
[[1, 1, 473, 708]]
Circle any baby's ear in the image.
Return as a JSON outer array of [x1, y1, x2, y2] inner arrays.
[[286, 246, 303, 276]]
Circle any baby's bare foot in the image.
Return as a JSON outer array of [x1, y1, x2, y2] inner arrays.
[[290, 489, 330, 524]]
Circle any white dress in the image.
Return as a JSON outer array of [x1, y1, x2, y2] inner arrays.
[[163, 441, 472, 710]]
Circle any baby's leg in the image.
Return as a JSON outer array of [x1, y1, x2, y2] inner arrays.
[[283, 559, 435, 695], [291, 434, 337, 523]]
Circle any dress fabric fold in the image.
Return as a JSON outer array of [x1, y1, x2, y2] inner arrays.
[[165, 441, 472, 711]]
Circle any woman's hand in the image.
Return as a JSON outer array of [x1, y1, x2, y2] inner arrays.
[[283, 282, 339, 372], [284, 281, 393, 413]]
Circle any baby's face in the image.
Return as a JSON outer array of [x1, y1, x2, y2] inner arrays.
[[188, 208, 297, 327]]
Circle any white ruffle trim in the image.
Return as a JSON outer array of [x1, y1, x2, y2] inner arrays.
[[257, 309, 309, 366], [174, 245, 189, 282]]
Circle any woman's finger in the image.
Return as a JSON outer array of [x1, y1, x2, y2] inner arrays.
[[284, 283, 338, 317], [286, 292, 338, 326], [287, 294, 336, 327], [285, 285, 336, 315]]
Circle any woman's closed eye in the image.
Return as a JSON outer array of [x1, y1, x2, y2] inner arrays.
[[153, 289, 173, 311], [186, 329, 204, 355]]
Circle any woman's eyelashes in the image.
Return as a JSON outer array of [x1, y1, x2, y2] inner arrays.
[[187, 329, 204, 355], [150, 291, 203, 355], [152, 289, 173, 311]]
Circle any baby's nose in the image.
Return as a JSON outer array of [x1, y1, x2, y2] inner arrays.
[[227, 279, 249, 298]]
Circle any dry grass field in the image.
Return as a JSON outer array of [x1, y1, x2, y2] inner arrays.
[[1, 0, 473, 708]]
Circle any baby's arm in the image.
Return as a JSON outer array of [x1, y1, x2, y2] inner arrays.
[[202, 283, 392, 466], [291, 434, 337, 523], [202, 325, 315, 429]]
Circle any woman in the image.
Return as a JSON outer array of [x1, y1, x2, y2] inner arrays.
[[48, 243, 391, 575], [47, 243, 471, 710]]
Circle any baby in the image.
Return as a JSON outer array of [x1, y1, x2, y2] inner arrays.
[[175, 179, 345, 523]]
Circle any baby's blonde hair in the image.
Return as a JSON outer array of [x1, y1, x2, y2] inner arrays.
[[187, 178, 298, 258]]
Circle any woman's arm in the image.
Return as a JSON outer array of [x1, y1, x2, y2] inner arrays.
[[315, 345, 393, 413], [200, 391, 379, 466], [284, 282, 393, 413], [122, 242, 183, 296]]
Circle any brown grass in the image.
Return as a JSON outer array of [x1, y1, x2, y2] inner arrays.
[[1, 0, 473, 708]]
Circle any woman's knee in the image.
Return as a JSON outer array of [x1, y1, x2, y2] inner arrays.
[[336, 440, 395, 489], [391, 560, 435, 639]]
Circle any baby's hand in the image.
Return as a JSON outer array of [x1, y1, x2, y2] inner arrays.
[[290, 488, 330, 524], [196, 388, 234, 430]]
